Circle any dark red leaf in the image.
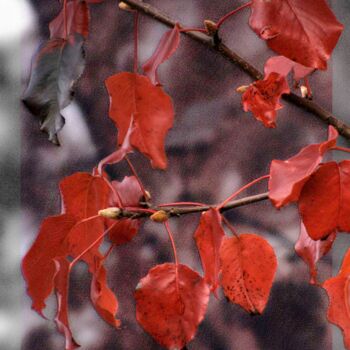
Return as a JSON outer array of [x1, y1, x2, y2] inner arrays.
[[295, 222, 336, 284], [142, 23, 181, 85], [22, 36, 85, 144], [323, 248, 350, 349], [194, 208, 225, 294], [21, 214, 76, 315], [249, 0, 343, 69], [90, 259, 121, 327], [50, 1, 89, 39], [220, 234, 277, 314], [264, 55, 314, 82], [242, 72, 290, 128], [53, 258, 80, 350], [268, 126, 338, 208], [299, 161, 350, 240], [105, 72, 174, 169], [135, 263, 210, 349]]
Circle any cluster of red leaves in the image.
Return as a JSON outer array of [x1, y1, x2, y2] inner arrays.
[[21, 0, 350, 349], [268, 126, 350, 348], [22, 172, 144, 349]]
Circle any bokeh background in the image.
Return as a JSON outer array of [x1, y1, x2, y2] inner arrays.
[[0, 0, 349, 349]]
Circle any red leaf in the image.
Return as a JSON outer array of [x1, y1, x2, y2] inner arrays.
[[53, 258, 80, 350], [105, 72, 174, 169], [220, 234, 277, 314], [50, 1, 89, 39], [299, 161, 350, 240], [194, 208, 225, 294], [107, 176, 143, 245], [60, 172, 110, 219], [242, 72, 290, 128], [264, 55, 314, 82], [135, 263, 210, 349], [295, 222, 336, 284], [249, 0, 343, 69], [142, 23, 181, 85], [268, 126, 338, 208], [21, 214, 76, 315], [323, 248, 350, 349], [90, 259, 120, 328]]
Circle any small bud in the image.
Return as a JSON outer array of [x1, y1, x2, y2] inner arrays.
[[150, 210, 168, 223], [204, 20, 218, 37], [98, 207, 121, 219], [300, 85, 312, 99], [118, 2, 133, 11], [236, 85, 249, 94], [144, 190, 151, 202], [135, 282, 142, 291]]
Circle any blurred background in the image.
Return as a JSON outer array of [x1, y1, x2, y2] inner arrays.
[[0, 0, 349, 349]]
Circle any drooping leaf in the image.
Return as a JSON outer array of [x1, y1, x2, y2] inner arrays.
[[22, 36, 85, 144], [299, 161, 350, 240], [242, 72, 290, 128], [53, 258, 80, 350], [295, 222, 336, 284], [90, 259, 120, 327], [105, 72, 174, 169], [264, 55, 314, 82], [135, 263, 210, 349], [268, 126, 338, 208], [142, 23, 181, 85], [249, 0, 343, 69], [194, 208, 225, 294], [220, 234, 277, 314], [21, 214, 76, 315], [50, 1, 89, 39], [323, 248, 350, 349]]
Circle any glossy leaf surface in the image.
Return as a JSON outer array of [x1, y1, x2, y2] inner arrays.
[[299, 161, 350, 240], [269, 126, 338, 208], [220, 234, 277, 314], [105, 72, 174, 169], [249, 0, 343, 69], [295, 222, 336, 284], [135, 263, 210, 349], [242, 72, 290, 128], [194, 208, 225, 293], [142, 23, 181, 85], [323, 248, 350, 349]]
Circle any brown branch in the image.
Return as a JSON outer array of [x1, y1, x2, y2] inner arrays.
[[103, 192, 269, 219], [121, 0, 350, 140]]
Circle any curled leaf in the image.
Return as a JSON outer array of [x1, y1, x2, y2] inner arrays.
[[242, 72, 290, 128], [295, 222, 336, 284], [135, 263, 210, 349], [142, 23, 181, 85], [268, 126, 338, 208], [194, 208, 225, 294], [220, 234, 277, 314]]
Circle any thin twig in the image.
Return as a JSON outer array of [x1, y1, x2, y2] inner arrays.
[[106, 192, 269, 219], [121, 0, 350, 140]]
